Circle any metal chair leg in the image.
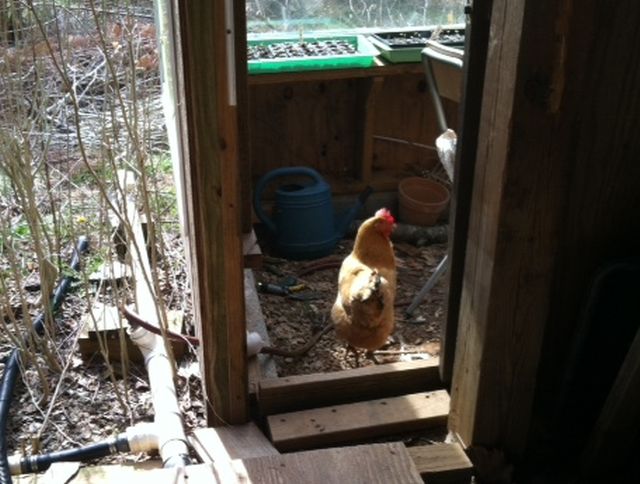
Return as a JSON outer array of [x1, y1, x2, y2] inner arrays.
[[405, 255, 449, 317]]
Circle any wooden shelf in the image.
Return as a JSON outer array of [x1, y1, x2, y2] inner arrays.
[[248, 60, 424, 85]]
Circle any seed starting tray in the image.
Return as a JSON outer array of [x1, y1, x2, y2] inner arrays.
[[369, 27, 465, 63], [247, 35, 379, 74]]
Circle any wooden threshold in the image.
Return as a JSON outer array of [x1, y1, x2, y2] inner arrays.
[[267, 389, 450, 452], [258, 358, 442, 415], [407, 443, 474, 484]]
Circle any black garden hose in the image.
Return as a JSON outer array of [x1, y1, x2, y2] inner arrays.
[[10, 435, 130, 475], [0, 236, 89, 484]]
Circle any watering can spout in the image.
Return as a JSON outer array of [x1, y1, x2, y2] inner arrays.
[[335, 185, 373, 237]]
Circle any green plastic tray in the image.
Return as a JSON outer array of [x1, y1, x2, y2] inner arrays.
[[368, 27, 465, 64], [368, 36, 425, 63], [247, 35, 379, 74]]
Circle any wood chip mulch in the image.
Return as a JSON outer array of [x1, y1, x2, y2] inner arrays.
[[253, 235, 449, 377]]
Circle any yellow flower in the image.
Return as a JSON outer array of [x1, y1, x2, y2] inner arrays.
[[77, 216, 87, 224]]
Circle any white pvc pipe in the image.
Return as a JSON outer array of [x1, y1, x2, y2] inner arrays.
[[129, 326, 190, 467]]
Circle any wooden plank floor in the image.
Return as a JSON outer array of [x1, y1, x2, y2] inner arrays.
[[258, 358, 442, 415], [268, 390, 450, 451], [222, 442, 423, 484], [15, 428, 474, 484]]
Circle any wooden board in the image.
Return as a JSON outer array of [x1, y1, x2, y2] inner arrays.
[[245, 269, 278, 393], [449, 0, 552, 454], [258, 358, 442, 415], [249, 78, 362, 183], [371, 74, 456, 177], [15, 461, 157, 484], [65, 463, 215, 484], [78, 303, 185, 363], [442, 0, 492, 387], [407, 443, 474, 484], [248, 62, 424, 85], [268, 390, 449, 452], [190, 423, 279, 464], [227, 442, 422, 484]]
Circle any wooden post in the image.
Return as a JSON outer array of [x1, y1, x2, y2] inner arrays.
[[450, 0, 640, 462], [173, 0, 248, 425]]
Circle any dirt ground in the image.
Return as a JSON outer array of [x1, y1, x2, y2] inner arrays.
[[0, 228, 448, 466], [0, 234, 205, 464], [253, 230, 449, 377]]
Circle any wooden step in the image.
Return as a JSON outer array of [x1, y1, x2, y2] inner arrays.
[[407, 443, 474, 484], [268, 390, 450, 452], [258, 358, 442, 415], [216, 442, 423, 484], [189, 422, 279, 463]]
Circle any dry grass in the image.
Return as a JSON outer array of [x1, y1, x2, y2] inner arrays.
[[0, 0, 202, 464]]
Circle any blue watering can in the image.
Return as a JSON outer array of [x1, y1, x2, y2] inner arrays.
[[253, 167, 372, 260]]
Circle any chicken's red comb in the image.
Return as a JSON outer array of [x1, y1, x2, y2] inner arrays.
[[375, 207, 395, 224]]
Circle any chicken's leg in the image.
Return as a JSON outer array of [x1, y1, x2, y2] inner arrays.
[[365, 350, 382, 365], [345, 344, 361, 367]]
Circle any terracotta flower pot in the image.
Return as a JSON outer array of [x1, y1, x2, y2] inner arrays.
[[398, 177, 450, 226]]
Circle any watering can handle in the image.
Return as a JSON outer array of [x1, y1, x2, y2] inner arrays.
[[252, 167, 324, 234]]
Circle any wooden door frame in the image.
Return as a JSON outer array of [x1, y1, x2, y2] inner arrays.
[[441, 0, 493, 386]]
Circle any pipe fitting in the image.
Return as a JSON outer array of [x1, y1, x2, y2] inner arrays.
[[247, 331, 265, 357], [7, 455, 19, 477], [128, 324, 190, 468], [125, 422, 159, 454]]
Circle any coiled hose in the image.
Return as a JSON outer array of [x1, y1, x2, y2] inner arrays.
[[0, 236, 89, 484]]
